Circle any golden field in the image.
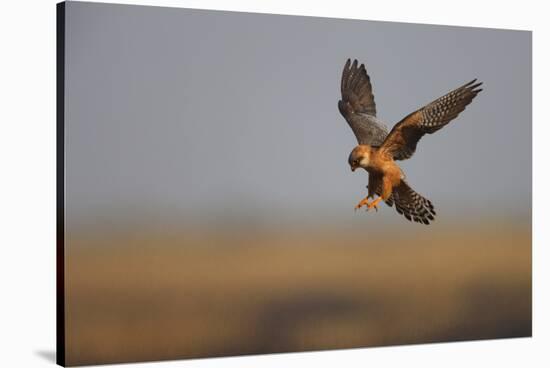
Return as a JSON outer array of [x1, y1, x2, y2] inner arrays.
[[65, 222, 531, 366]]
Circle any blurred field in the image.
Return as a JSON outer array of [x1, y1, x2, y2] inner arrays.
[[65, 222, 531, 366]]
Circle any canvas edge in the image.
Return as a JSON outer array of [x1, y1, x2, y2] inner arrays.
[[56, 1, 66, 366]]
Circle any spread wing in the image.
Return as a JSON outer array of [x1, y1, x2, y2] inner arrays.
[[380, 79, 483, 160], [338, 59, 389, 146]]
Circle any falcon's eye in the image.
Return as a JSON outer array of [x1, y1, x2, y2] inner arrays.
[[353, 160, 359, 166]]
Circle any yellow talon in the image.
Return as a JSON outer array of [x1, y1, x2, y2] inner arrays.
[[366, 197, 382, 212], [354, 196, 370, 211]]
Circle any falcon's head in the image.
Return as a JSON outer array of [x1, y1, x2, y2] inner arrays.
[[348, 145, 371, 172]]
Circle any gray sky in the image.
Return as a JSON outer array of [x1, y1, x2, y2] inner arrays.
[[64, 1, 531, 230]]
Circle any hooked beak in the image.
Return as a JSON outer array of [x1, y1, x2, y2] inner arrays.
[[351, 166, 356, 172]]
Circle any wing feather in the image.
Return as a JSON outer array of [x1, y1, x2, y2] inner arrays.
[[338, 59, 389, 146], [380, 79, 483, 160]]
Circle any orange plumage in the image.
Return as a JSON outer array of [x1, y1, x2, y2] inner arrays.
[[339, 59, 482, 224]]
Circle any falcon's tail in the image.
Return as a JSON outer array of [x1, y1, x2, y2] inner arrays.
[[390, 180, 436, 225]]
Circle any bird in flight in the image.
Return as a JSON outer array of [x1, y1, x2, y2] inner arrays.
[[339, 59, 482, 224]]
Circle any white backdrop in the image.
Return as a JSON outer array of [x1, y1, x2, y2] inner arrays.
[[0, 0, 546, 367]]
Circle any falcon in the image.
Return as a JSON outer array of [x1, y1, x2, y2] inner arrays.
[[339, 59, 482, 224]]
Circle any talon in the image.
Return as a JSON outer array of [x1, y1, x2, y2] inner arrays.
[[366, 197, 382, 212], [354, 196, 370, 210]]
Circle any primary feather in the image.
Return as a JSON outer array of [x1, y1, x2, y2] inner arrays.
[[338, 59, 389, 147], [380, 79, 483, 160]]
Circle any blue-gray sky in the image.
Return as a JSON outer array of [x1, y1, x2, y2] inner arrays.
[[64, 1, 531, 231]]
